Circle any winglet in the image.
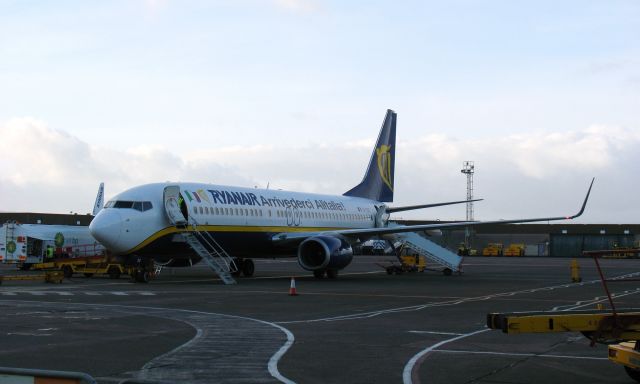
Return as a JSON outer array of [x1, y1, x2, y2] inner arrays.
[[567, 178, 594, 219]]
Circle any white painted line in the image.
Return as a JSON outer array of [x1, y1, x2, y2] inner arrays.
[[83, 292, 102, 295], [267, 322, 296, 384], [408, 331, 465, 336], [402, 328, 490, 384], [1, 292, 17, 296], [28, 292, 46, 296], [435, 349, 608, 360], [0, 299, 296, 384], [137, 292, 155, 296], [110, 292, 128, 296], [55, 291, 74, 296]]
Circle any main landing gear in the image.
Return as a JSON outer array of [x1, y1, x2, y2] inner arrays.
[[231, 258, 255, 277]]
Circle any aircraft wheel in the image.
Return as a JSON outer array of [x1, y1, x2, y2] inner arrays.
[[242, 259, 255, 277], [386, 267, 393, 275], [326, 269, 338, 279], [108, 267, 121, 279], [313, 270, 325, 279], [443, 268, 453, 276], [62, 265, 73, 278], [134, 269, 150, 283], [83, 273, 94, 278]]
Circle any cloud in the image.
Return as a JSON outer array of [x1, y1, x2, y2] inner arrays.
[[0, 117, 638, 222]]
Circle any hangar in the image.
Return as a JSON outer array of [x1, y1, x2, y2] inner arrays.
[[399, 220, 640, 257]]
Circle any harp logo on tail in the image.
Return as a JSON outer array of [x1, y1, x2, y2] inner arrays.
[[376, 144, 393, 191]]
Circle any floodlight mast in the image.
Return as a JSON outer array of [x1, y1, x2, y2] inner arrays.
[[461, 161, 475, 221], [461, 161, 475, 248]]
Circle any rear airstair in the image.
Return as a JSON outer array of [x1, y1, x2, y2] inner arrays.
[[391, 228, 463, 274], [163, 186, 237, 285]]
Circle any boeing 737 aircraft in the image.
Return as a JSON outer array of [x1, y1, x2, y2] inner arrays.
[[90, 110, 593, 283]]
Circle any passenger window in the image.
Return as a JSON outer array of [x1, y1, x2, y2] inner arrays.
[[193, 207, 198, 214], [199, 207, 203, 214], [205, 207, 209, 215]]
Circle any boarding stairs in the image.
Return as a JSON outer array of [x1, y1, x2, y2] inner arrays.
[[163, 186, 237, 285], [181, 228, 237, 285], [390, 225, 463, 273]]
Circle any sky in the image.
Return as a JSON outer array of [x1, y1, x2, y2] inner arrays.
[[0, 0, 638, 223]]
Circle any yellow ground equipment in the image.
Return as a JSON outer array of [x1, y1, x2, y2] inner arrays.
[[606, 241, 640, 259], [0, 270, 64, 285], [503, 243, 525, 257], [482, 243, 503, 256], [383, 253, 426, 275], [609, 342, 640, 380], [378, 245, 427, 275], [29, 255, 127, 279], [487, 248, 640, 381]]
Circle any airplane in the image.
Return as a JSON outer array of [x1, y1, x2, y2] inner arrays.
[[89, 110, 593, 283]]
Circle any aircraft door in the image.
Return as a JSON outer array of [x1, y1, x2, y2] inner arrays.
[[164, 186, 188, 226]]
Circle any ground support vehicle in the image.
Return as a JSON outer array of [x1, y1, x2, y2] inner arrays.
[[376, 244, 446, 275], [1, 221, 105, 268], [482, 243, 503, 256], [503, 243, 525, 257], [487, 248, 640, 381], [30, 255, 127, 279]]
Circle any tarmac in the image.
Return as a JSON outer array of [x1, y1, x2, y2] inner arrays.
[[1, 256, 639, 384]]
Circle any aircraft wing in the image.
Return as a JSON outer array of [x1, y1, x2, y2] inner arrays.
[[272, 178, 593, 243]]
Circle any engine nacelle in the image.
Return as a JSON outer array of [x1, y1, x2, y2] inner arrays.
[[297, 235, 353, 271]]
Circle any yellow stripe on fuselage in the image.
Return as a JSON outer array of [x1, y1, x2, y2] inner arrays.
[[124, 225, 344, 255]]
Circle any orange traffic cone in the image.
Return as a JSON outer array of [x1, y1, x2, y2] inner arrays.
[[289, 277, 299, 296]]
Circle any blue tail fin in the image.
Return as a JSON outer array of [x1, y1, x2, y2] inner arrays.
[[343, 109, 396, 202]]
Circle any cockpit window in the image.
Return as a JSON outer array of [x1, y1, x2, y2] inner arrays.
[[108, 200, 153, 211], [114, 201, 134, 209]]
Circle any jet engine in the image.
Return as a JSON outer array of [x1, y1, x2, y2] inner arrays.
[[297, 235, 353, 272]]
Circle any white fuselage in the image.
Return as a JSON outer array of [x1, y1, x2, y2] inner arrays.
[[90, 182, 381, 261]]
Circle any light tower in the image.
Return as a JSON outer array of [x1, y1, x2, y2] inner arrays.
[[460, 161, 475, 249], [460, 161, 475, 221]]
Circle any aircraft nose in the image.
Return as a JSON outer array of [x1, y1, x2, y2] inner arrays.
[[90, 210, 123, 252]]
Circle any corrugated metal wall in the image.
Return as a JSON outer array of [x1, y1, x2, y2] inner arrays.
[[550, 234, 635, 257]]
